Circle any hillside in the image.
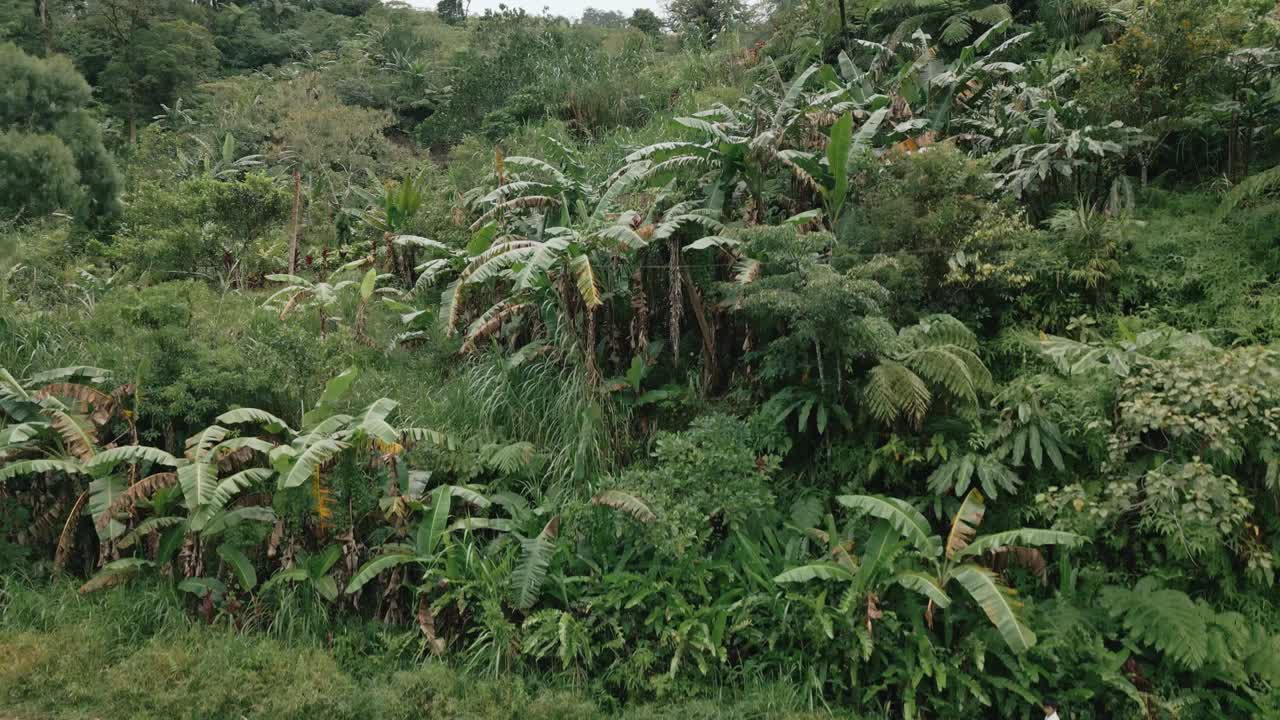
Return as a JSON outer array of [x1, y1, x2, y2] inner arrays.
[[2, 0, 1280, 717]]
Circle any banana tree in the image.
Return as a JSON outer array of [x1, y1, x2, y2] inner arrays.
[[777, 108, 889, 230], [777, 489, 1085, 652], [350, 169, 430, 284], [262, 258, 386, 338], [616, 65, 829, 221], [465, 142, 595, 231], [0, 367, 154, 571], [260, 544, 344, 602]]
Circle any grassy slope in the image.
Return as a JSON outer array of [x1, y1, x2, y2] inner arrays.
[[0, 581, 831, 720]]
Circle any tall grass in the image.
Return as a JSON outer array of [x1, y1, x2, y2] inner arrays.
[[0, 579, 838, 720]]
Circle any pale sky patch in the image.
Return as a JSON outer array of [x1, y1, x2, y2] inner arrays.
[[403, 0, 664, 21]]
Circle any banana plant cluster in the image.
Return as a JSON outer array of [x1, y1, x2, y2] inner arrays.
[[776, 489, 1085, 653]]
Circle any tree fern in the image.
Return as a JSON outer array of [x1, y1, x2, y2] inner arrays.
[[865, 362, 932, 426], [904, 344, 990, 407], [1101, 578, 1210, 669]]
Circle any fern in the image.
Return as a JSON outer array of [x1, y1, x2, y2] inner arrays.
[[1101, 578, 1210, 669], [865, 362, 932, 426], [511, 516, 560, 609]]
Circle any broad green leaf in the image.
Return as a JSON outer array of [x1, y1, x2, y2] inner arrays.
[[826, 112, 854, 221], [260, 567, 308, 593], [0, 458, 86, 482], [87, 475, 127, 540], [317, 368, 359, 407], [178, 461, 218, 511], [838, 495, 941, 558], [216, 408, 292, 433], [217, 544, 257, 590], [774, 563, 856, 584], [281, 438, 349, 489], [894, 571, 952, 608], [951, 564, 1036, 653], [79, 558, 153, 593], [345, 553, 417, 594], [359, 268, 378, 301], [415, 485, 453, 557], [945, 489, 985, 560], [958, 529, 1088, 558], [86, 445, 179, 472], [185, 425, 230, 462]]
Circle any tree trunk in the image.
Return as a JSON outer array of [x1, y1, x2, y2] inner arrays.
[[128, 113, 137, 145], [668, 239, 683, 368], [680, 265, 718, 392], [837, 0, 849, 52], [288, 169, 302, 275], [36, 0, 49, 53]]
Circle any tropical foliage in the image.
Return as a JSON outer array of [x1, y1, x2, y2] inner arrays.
[[2, 0, 1280, 717]]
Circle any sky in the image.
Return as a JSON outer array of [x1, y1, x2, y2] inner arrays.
[[404, 0, 664, 20]]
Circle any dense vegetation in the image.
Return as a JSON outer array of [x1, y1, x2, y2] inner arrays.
[[2, 0, 1279, 717]]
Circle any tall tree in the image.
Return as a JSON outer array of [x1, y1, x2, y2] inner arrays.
[[581, 7, 626, 27], [0, 42, 120, 228], [629, 8, 663, 36], [83, 0, 219, 143], [436, 0, 465, 25], [664, 0, 744, 46]]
